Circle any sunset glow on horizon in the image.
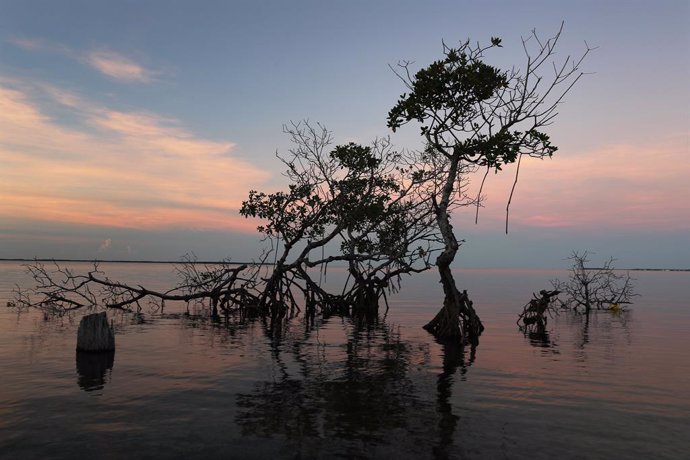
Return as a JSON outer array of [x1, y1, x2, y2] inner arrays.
[[0, 1, 687, 267], [0, 81, 270, 232], [461, 137, 690, 232]]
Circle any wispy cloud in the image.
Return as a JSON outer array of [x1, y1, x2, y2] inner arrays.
[[0, 81, 270, 232], [84, 50, 154, 83], [8, 36, 48, 51], [2, 77, 686, 236], [8, 36, 157, 84], [460, 139, 690, 232]]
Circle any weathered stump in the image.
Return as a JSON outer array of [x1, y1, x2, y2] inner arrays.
[[76, 312, 115, 352]]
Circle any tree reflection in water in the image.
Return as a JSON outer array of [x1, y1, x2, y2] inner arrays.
[[434, 340, 473, 459], [236, 312, 475, 458], [521, 322, 557, 350], [569, 309, 633, 358], [519, 308, 633, 357]]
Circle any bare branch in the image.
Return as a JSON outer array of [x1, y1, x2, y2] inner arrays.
[[551, 251, 637, 314]]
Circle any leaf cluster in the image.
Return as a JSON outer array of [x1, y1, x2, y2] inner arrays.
[[388, 27, 590, 174], [387, 46, 507, 135], [240, 141, 403, 244]]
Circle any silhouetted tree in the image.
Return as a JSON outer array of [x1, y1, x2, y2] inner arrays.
[[552, 250, 636, 315], [14, 27, 592, 349], [387, 24, 592, 343], [240, 121, 441, 319], [15, 123, 441, 323]]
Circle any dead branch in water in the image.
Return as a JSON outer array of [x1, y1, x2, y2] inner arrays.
[[517, 289, 561, 329], [13, 257, 260, 317]]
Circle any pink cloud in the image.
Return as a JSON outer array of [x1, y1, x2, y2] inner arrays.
[[458, 138, 690, 232], [8, 36, 157, 84], [91, 110, 233, 158], [0, 82, 270, 233], [84, 50, 154, 83], [8, 36, 47, 51]]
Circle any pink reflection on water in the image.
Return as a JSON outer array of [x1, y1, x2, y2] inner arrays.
[[0, 262, 688, 456]]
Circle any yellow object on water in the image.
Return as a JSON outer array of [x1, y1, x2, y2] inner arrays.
[[609, 303, 621, 312]]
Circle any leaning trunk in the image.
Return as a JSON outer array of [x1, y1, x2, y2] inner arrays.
[[423, 157, 483, 344], [423, 246, 462, 338], [423, 251, 483, 345]]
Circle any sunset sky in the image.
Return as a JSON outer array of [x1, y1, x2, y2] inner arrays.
[[1, 0, 688, 268]]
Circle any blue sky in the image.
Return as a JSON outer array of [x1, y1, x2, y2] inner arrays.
[[0, 0, 688, 268]]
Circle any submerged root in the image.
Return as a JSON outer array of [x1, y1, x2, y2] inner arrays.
[[423, 289, 483, 345]]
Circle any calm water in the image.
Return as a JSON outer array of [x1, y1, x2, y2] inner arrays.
[[0, 261, 688, 459]]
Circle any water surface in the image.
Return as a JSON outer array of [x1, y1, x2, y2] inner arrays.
[[1, 261, 688, 459]]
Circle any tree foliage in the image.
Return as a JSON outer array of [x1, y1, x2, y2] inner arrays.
[[240, 121, 440, 318], [386, 24, 592, 342]]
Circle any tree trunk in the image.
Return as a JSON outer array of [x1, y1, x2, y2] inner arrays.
[[423, 255, 462, 339], [423, 160, 483, 344], [423, 264, 483, 345]]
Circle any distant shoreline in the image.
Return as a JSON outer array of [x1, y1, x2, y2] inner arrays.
[[0, 258, 687, 272], [607, 268, 690, 272], [0, 258, 264, 266]]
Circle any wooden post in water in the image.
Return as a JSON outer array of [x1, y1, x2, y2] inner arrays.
[[76, 312, 115, 352]]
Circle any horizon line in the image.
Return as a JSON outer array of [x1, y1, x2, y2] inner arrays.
[[0, 258, 688, 272]]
